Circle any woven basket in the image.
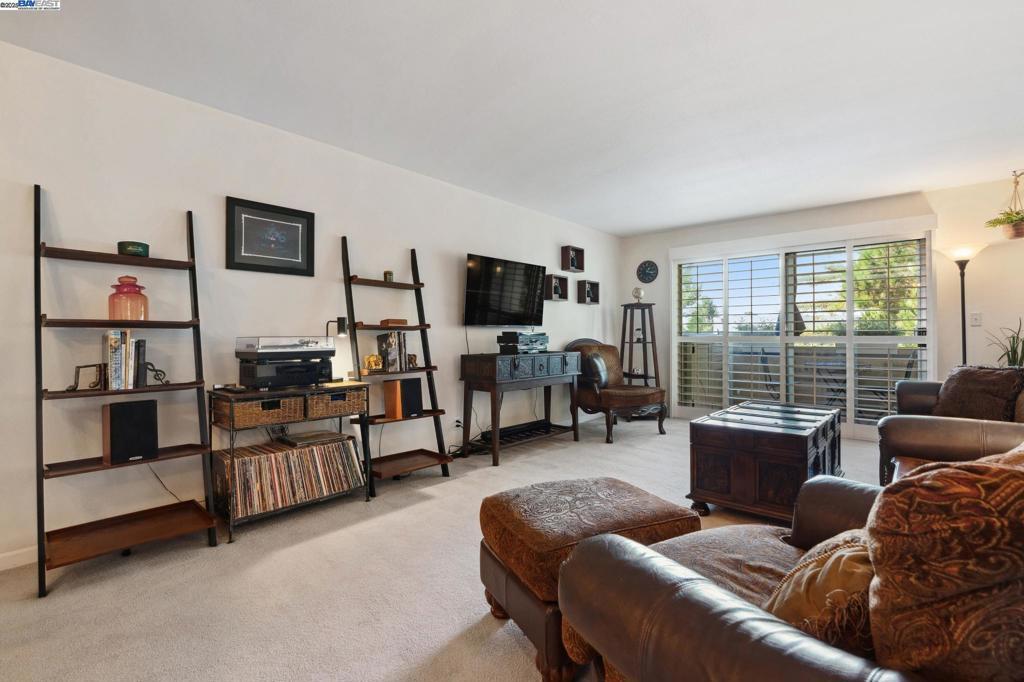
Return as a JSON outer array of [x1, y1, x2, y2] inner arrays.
[[307, 390, 366, 419], [213, 396, 305, 428]]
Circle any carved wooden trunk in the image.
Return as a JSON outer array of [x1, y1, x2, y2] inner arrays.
[[688, 402, 841, 521]]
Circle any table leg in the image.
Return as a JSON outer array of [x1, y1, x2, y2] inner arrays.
[[569, 378, 579, 442], [543, 385, 552, 426], [462, 382, 473, 457], [360, 415, 375, 499], [490, 388, 501, 466]]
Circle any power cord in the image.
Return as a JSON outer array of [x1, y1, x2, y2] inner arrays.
[[148, 465, 183, 503]]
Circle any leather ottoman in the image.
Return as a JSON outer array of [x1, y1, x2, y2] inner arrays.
[[479, 477, 700, 680]]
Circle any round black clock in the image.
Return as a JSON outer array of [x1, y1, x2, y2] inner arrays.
[[636, 260, 658, 283]]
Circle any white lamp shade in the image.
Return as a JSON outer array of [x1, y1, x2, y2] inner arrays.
[[937, 243, 987, 262]]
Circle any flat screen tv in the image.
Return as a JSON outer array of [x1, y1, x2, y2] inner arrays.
[[464, 254, 545, 326]]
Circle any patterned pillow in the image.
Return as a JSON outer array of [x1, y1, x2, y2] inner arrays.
[[763, 529, 875, 656], [933, 366, 1024, 421], [867, 454, 1024, 680]]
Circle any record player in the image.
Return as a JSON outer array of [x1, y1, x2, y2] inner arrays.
[[235, 336, 335, 389]]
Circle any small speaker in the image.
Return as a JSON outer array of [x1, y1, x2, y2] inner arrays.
[[102, 400, 158, 464], [382, 378, 424, 420]]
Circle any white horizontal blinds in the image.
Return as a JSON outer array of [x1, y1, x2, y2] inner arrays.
[[677, 342, 724, 409], [852, 239, 927, 336], [854, 343, 928, 424], [784, 247, 848, 336], [728, 255, 780, 335], [786, 343, 848, 418], [728, 343, 781, 404], [678, 260, 724, 335]]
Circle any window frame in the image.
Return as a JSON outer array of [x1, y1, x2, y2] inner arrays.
[[670, 230, 936, 440]]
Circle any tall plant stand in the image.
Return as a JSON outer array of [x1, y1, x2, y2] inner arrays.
[[33, 184, 216, 597], [340, 236, 453, 482], [619, 302, 661, 419]]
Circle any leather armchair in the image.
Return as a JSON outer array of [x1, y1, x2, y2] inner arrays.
[[877, 380, 1024, 484], [559, 477, 921, 682], [565, 338, 667, 444]]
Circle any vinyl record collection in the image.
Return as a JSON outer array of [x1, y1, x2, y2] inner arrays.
[[214, 437, 365, 519]]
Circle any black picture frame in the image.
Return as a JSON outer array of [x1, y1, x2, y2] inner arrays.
[[226, 196, 315, 276]]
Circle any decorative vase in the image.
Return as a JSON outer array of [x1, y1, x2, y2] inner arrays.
[[1003, 222, 1024, 240], [108, 275, 148, 320]]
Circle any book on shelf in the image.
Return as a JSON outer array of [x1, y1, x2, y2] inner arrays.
[[377, 331, 407, 372], [102, 330, 147, 390], [134, 339, 147, 388], [103, 330, 124, 390], [213, 438, 365, 520]]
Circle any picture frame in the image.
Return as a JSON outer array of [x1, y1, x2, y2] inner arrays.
[[226, 196, 315, 276]]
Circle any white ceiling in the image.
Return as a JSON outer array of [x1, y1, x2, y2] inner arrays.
[[2, 1, 1023, 235]]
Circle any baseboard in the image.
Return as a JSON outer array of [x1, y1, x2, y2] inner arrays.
[[0, 545, 36, 572]]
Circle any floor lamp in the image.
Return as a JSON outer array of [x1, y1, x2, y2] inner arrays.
[[939, 245, 987, 366]]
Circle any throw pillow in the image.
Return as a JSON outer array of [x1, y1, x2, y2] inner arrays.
[[1016, 389, 1024, 423], [763, 529, 875, 656], [932, 366, 1024, 421], [867, 455, 1024, 680]]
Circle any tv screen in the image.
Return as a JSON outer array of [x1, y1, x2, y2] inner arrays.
[[464, 254, 545, 326]]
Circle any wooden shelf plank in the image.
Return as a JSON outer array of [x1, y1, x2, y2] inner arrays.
[[45, 500, 214, 569], [359, 366, 437, 378], [361, 409, 445, 426], [41, 315, 199, 329], [354, 322, 430, 331], [43, 444, 209, 479], [43, 380, 204, 400], [40, 243, 193, 270], [349, 275, 423, 290], [371, 449, 453, 479]]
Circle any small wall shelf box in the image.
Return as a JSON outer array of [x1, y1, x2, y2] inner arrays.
[[577, 280, 600, 305], [544, 274, 569, 301], [560, 245, 585, 273]]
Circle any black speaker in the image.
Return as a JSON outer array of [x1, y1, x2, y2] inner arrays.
[[102, 400, 158, 464], [399, 377, 423, 417]]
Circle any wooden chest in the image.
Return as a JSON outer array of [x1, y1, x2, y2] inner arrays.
[[460, 352, 580, 384], [688, 402, 842, 521]]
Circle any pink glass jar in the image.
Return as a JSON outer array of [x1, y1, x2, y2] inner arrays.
[[108, 275, 148, 320]]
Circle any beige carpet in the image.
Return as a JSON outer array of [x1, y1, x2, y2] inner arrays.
[[0, 419, 879, 681]]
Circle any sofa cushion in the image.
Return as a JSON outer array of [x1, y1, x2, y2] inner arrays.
[[480, 478, 700, 602], [891, 455, 930, 481], [867, 452, 1024, 680], [650, 524, 804, 605], [932, 365, 1024, 421], [764, 529, 874, 656], [577, 343, 624, 387], [1016, 389, 1024, 423]]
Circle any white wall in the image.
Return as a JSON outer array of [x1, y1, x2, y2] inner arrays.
[[0, 42, 620, 566], [619, 181, 1024, 403]]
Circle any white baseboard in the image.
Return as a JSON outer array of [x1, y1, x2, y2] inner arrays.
[[0, 545, 36, 572]]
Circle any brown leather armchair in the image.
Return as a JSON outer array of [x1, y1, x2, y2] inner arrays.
[[566, 339, 667, 444], [877, 379, 1024, 484], [559, 477, 923, 682]]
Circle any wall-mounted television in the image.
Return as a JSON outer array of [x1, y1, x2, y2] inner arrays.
[[464, 254, 545, 326]]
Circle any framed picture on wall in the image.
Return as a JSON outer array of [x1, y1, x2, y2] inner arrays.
[[226, 196, 315, 276]]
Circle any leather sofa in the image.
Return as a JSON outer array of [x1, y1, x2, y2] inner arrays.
[[877, 378, 1024, 484], [558, 476, 923, 682]]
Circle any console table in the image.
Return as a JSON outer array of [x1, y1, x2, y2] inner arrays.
[[460, 352, 581, 466]]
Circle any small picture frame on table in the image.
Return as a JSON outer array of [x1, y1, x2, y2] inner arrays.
[[226, 196, 315, 276]]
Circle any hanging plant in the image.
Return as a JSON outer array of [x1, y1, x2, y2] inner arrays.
[[986, 170, 1024, 239]]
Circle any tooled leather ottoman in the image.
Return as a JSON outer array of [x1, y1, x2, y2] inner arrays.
[[479, 477, 700, 681]]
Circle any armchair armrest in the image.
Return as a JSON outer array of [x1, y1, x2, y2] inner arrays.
[[788, 476, 880, 550], [559, 535, 919, 682], [895, 380, 942, 415], [878, 415, 1024, 483]]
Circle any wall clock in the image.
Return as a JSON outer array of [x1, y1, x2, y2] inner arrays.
[[636, 260, 658, 284]]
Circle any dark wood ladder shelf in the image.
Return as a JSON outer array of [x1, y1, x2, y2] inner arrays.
[[41, 315, 199, 329], [349, 275, 423, 290], [34, 185, 216, 597], [45, 501, 215, 569], [43, 381, 204, 400], [43, 444, 209, 479], [342, 236, 451, 488], [40, 243, 194, 270], [371, 449, 454, 479]]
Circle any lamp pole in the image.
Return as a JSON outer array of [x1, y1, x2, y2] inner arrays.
[[956, 260, 968, 366]]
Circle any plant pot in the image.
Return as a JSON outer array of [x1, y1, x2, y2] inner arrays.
[[1003, 222, 1024, 240]]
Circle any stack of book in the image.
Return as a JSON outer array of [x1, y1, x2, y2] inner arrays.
[[377, 331, 409, 372], [103, 330, 147, 390], [214, 438, 365, 520]]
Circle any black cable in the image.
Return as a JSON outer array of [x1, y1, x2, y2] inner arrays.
[[148, 464, 183, 503]]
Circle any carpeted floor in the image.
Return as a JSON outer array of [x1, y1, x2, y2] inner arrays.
[[0, 418, 879, 681]]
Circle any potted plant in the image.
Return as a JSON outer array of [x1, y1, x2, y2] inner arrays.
[[986, 171, 1024, 239], [987, 318, 1024, 367]]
